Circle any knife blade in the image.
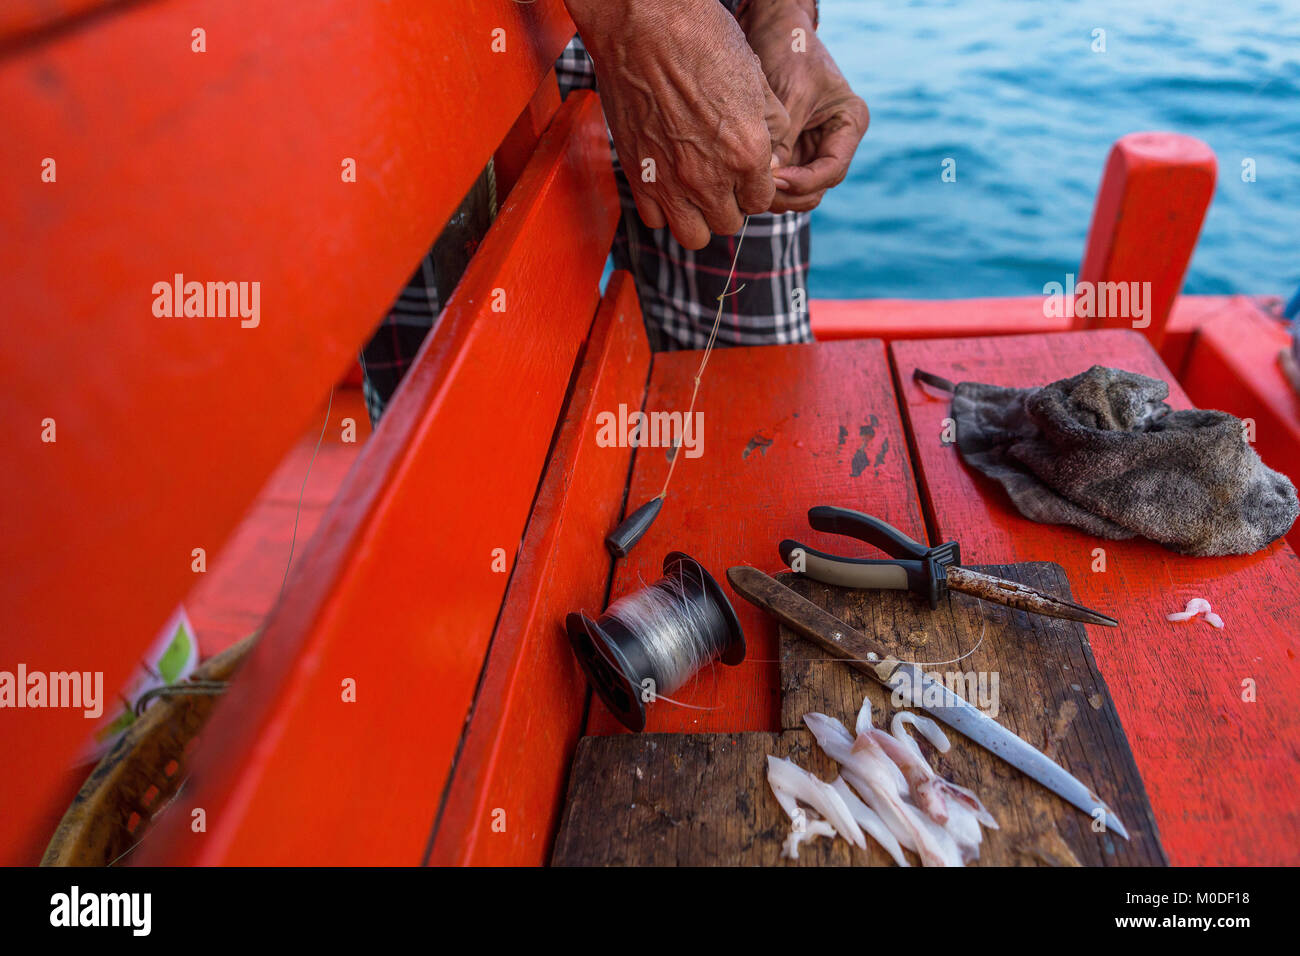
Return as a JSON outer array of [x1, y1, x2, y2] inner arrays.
[[726, 565, 1129, 839]]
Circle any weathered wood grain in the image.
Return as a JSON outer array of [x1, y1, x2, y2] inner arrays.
[[778, 565, 1163, 866], [584, 339, 927, 735], [890, 330, 1300, 865], [553, 731, 842, 867], [553, 563, 1163, 866]]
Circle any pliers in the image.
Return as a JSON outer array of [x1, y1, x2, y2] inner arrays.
[[778, 506, 1118, 627]]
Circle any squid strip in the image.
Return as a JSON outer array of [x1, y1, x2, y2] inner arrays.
[[806, 713, 957, 866], [800, 704, 997, 867], [830, 776, 909, 866], [891, 711, 951, 754], [766, 755, 867, 850], [1168, 597, 1215, 622]]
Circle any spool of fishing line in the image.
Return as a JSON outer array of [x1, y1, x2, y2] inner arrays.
[[566, 552, 745, 731]]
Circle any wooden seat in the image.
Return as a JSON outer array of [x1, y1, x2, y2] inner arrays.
[[0, 0, 609, 865], [583, 338, 928, 736], [890, 330, 1300, 865], [1181, 306, 1300, 552], [6, 2, 1297, 868], [133, 88, 619, 864]]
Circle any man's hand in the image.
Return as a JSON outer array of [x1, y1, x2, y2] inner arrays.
[[565, 0, 785, 249], [740, 0, 870, 213]]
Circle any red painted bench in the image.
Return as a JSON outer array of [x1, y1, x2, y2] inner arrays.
[[891, 330, 1300, 866], [583, 339, 927, 737], [1, 0, 609, 865], [1181, 306, 1300, 552], [5, 1, 1294, 869]]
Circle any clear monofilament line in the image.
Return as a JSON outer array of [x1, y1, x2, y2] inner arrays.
[[605, 576, 721, 696], [657, 216, 750, 500]]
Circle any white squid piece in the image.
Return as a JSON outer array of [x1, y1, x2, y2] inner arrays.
[[782, 820, 836, 860], [802, 703, 998, 867], [882, 719, 998, 831], [892, 711, 950, 755], [830, 776, 909, 867], [766, 755, 867, 852], [805, 712, 961, 866], [1168, 597, 1224, 627]]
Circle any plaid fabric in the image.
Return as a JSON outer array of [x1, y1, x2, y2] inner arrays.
[[609, 171, 811, 351], [359, 256, 442, 424], [362, 3, 811, 422]]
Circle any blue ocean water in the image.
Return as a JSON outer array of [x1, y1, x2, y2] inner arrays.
[[812, 0, 1300, 299]]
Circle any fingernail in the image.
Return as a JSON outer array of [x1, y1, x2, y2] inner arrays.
[[770, 154, 780, 169], [774, 178, 790, 190]]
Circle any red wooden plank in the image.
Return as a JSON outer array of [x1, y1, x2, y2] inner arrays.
[[0, 0, 575, 862], [430, 272, 649, 866], [1158, 294, 1264, 377], [1182, 309, 1300, 553], [809, 294, 1262, 372], [584, 339, 928, 735], [1076, 133, 1217, 347], [134, 91, 619, 866], [185, 388, 371, 658], [495, 68, 563, 201], [890, 330, 1300, 865], [0, 0, 116, 47], [811, 297, 1069, 341]]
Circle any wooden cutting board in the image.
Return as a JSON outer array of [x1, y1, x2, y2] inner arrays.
[[551, 562, 1166, 866]]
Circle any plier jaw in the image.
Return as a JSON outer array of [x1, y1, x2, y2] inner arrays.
[[778, 506, 962, 610]]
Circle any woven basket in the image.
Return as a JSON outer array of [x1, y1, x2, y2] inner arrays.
[[41, 634, 256, 866]]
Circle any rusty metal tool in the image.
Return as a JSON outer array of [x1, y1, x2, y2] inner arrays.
[[778, 506, 1117, 628]]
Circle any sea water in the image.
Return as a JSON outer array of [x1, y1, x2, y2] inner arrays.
[[813, 0, 1300, 299]]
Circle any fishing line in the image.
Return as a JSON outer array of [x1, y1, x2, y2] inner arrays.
[[566, 552, 746, 731], [279, 385, 335, 605], [605, 218, 751, 557]]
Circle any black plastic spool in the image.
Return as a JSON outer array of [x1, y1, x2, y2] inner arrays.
[[565, 551, 745, 732]]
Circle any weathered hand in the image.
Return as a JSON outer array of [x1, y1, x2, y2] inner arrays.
[[566, 0, 785, 249], [741, 1, 870, 213]]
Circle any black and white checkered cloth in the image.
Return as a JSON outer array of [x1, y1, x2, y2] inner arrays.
[[362, 15, 812, 423]]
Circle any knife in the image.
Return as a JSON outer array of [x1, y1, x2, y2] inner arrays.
[[726, 564, 1130, 839]]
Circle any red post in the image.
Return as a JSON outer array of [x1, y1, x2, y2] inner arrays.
[[1075, 132, 1217, 348]]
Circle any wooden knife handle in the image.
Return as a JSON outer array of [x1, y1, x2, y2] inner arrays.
[[725, 565, 898, 684]]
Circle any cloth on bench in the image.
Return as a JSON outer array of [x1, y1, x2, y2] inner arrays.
[[920, 365, 1299, 556]]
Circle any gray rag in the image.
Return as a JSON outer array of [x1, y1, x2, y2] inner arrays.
[[929, 365, 1299, 556]]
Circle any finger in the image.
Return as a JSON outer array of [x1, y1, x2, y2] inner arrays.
[[772, 155, 843, 197], [661, 198, 711, 250], [632, 190, 668, 230], [774, 115, 866, 196], [763, 82, 795, 169], [769, 188, 826, 214], [734, 150, 777, 216], [704, 193, 746, 237]]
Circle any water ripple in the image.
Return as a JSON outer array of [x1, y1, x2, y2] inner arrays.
[[811, 0, 1300, 298]]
